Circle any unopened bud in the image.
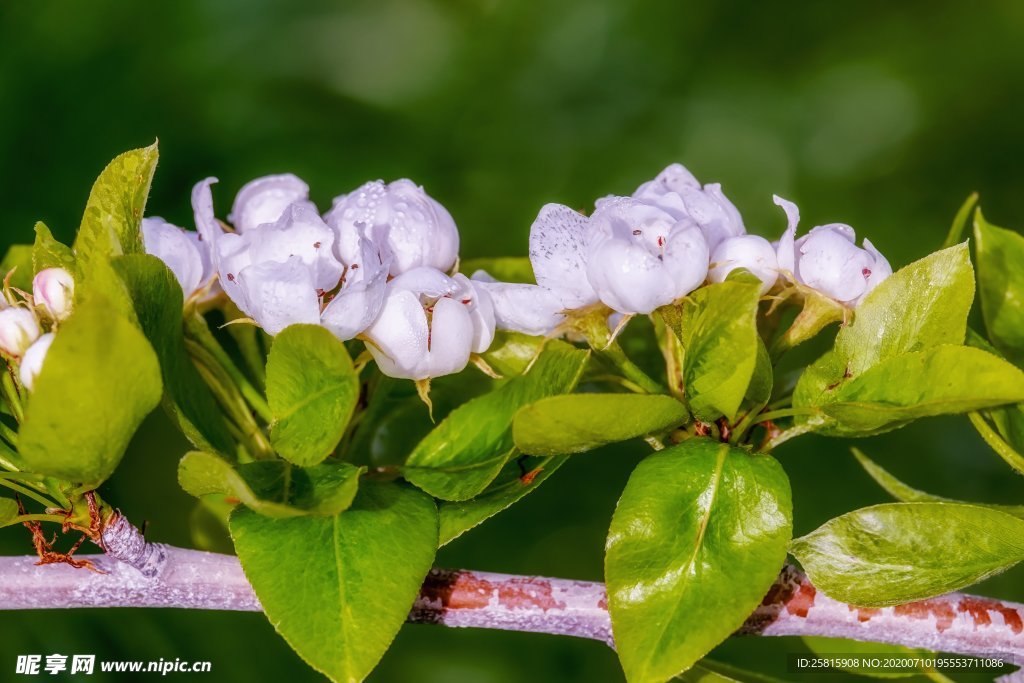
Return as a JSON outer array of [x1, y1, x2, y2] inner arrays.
[[0, 308, 41, 357], [19, 333, 55, 391], [33, 268, 75, 321]]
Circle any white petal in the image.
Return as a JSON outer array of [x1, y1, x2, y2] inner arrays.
[[191, 177, 222, 253], [320, 243, 390, 342], [215, 232, 255, 314], [325, 180, 389, 266], [452, 274, 496, 353], [632, 163, 700, 199], [364, 288, 430, 379], [528, 203, 598, 309], [709, 234, 779, 294], [661, 222, 711, 296], [20, 332, 55, 391], [389, 266, 456, 299], [797, 227, 874, 303], [471, 275, 565, 336], [235, 257, 321, 336], [247, 204, 344, 293], [586, 237, 675, 314], [678, 184, 744, 251], [383, 179, 460, 275], [229, 174, 314, 233], [857, 237, 893, 304], [425, 295, 474, 378], [142, 217, 205, 295], [773, 195, 800, 275]]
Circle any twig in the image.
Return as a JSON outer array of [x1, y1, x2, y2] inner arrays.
[[0, 514, 1018, 670]]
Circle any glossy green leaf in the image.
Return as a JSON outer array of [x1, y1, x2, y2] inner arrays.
[[808, 345, 1024, 436], [480, 330, 547, 377], [974, 211, 1024, 365], [231, 482, 437, 683], [18, 296, 162, 486], [606, 440, 792, 683], [0, 245, 34, 291], [266, 325, 360, 467], [74, 143, 158, 267], [178, 451, 362, 518], [853, 447, 1024, 518], [438, 454, 567, 545], [513, 393, 686, 456], [114, 255, 234, 455], [32, 222, 76, 275], [672, 276, 763, 421], [403, 341, 589, 501], [0, 498, 18, 526], [790, 502, 1024, 606]]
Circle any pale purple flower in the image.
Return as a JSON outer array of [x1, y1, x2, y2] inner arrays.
[[708, 234, 779, 294], [32, 268, 75, 321], [142, 217, 213, 297], [774, 195, 892, 305]]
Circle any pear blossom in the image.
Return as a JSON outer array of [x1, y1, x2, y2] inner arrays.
[[192, 177, 390, 339], [774, 195, 892, 305], [708, 235, 779, 294], [142, 218, 213, 297], [0, 308, 41, 357], [325, 179, 459, 276], [32, 268, 75, 321], [628, 163, 746, 251], [585, 197, 709, 314], [363, 267, 495, 380], [19, 332, 54, 391]]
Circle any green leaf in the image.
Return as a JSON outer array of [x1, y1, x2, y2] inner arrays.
[[114, 255, 234, 455], [18, 296, 162, 486], [853, 447, 1024, 518], [974, 211, 1024, 365], [674, 276, 762, 421], [678, 660, 788, 683], [231, 482, 437, 683], [0, 498, 18, 526], [32, 222, 76, 275], [744, 340, 773, 406], [403, 341, 589, 501], [969, 411, 1024, 475], [266, 325, 360, 466], [770, 286, 848, 355], [178, 451, 363, 518], [0, 245, 34, 291], [513, 393, 686, 456], [808, 345, 1024, 436], [459, 257, 534, 283], [606, 440, 792, 683], [480, 330, 547, 377], [790, 502, 1024, 606], [438, 454, 567, 546], [74, 143, 159, 267]]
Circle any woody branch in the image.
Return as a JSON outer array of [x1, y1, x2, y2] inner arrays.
[[0, 513, 1020, 669]]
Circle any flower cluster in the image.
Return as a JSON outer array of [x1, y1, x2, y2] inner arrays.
[[0, 268, 74, 390], [145, 163, 890, 381]]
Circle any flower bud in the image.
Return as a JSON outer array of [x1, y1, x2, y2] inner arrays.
[[32, 267, 75, 321], [364, 268, 495, 380], [326, 179, 460, 276], [709, 235, 779, 294], [19, 333, 54, 391], [0, 308, 41, 357]]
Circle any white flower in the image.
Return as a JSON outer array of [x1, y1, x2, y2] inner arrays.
[[142, 217, 213, 297], [774, 195, 892, 305], [0, 308, 41, 357], [19, 333, 54, 391], [363, 267, 495, 380], [325, 179, 459, 276], [32, 268, 75, 321], [585, 197, 709, 314], [629, 163, 746, 251], [708, 235, 779, 294], [229, 174, 317, 234], [193, 177, 390, 339], [469, 271, 565, 337]]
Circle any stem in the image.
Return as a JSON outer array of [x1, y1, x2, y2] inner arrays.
[[0, 479, 60, 509], [970, 412, 1024, 475], [0, 540, 1020, 670], [185, 314, 272, 423], [2, 513, 65, 529], [596, 342, 665, 395], [1, 371, 24, 423], [751, 407, 814, 425]]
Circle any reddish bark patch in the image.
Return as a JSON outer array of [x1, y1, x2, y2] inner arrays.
[[958, 597, 1024, 634], [785, 581, 816, 618], [847, 605, 881, 623], [422, 571, 567, 613], [894, 599, 955, 633]]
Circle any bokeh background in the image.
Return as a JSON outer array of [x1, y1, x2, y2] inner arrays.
[[3, 1, 1024, 681]]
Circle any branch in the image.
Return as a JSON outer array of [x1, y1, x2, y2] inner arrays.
[[0, 513, 1020, 671]]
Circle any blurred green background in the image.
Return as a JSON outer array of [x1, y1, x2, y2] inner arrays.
[[3, 1, 1024, 681]]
